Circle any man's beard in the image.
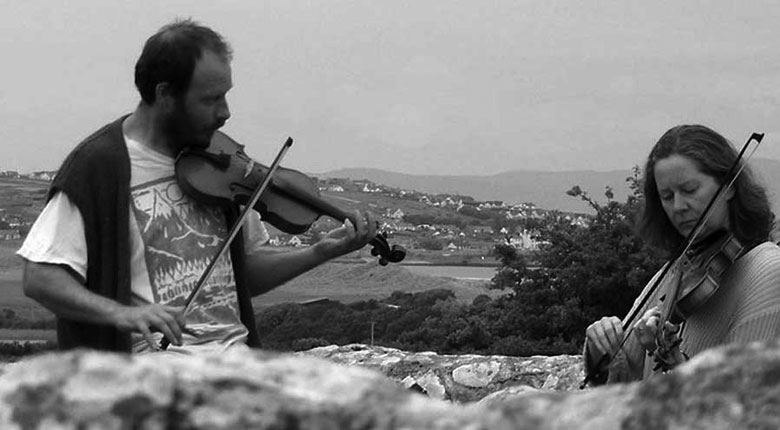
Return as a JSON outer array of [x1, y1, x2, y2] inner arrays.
[[162, 101, 214, 153]]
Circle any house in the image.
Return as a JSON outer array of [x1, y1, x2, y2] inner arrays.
[[0, 229, 21, 240], [388, 208, 405, 220], [472, 226, 493, 235], [27, 171, 56, 181], [508, 228, 539, 251]]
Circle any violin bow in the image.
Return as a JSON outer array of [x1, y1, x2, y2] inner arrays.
[[159, 137, 294, 350], [580, 132, 764, 388]]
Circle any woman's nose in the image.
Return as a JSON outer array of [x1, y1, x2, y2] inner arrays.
[[673, 194, 688, 212]]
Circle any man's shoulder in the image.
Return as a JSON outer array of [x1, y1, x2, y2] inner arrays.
[[71, 115, 129, 159], [58, 116, 128, 170], [53, 115, 131, 192]]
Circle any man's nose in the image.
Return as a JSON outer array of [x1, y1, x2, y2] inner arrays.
[[217, 100, 231, 122]]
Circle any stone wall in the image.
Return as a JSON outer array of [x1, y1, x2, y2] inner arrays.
[[0, 340, 778, 429], [299, 344, 583, 402]]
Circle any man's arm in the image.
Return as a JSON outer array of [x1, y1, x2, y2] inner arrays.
[[23, 261, 185, 348], [244, 211, 376, 296]]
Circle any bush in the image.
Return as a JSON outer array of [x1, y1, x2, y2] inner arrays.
[[0, 341, 57, 361]]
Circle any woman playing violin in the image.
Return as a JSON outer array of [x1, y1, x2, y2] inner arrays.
[[17, 19, 378, 354], [584, 124, 780, 384]]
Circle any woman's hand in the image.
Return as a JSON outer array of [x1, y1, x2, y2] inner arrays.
[[632, 306, 662, 353], [585, 316, 624, 360]]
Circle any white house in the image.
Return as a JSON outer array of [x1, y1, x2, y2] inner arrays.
[[388, 208, 404, 219]]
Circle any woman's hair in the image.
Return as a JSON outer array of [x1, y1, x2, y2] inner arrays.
[[134, 18, 232, 104], [638, 124, 774, 252]]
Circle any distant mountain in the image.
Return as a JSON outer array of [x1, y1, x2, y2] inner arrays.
[[318, 158, 780, 214]]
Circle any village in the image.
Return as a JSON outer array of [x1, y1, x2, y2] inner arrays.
[[0, 170, 593, 263]]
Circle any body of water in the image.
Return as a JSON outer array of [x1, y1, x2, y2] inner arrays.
[[402, 265, 497, 280]]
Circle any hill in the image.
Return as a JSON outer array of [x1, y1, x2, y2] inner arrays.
[[319, 158, 780, 214]]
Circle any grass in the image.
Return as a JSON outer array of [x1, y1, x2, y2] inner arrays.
[[253, 260, 502, 310]]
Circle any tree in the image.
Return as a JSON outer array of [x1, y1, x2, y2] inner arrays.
[[488, 168, 665, 354]]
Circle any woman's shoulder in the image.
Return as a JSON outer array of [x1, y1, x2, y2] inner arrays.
[[730, 240, 780, 284], [742, 241, 780, 264], [727, 241, 780, 327]]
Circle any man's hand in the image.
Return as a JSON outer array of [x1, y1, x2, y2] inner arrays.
[[315, 210, 378, 259], [113, 304, 185, 350]]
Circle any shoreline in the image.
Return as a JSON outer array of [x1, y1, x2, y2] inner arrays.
[[331, 258, 499, 268]]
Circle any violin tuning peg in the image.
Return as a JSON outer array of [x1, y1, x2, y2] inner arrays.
[[370, 247, 380, 257], [379, 258, 388, 266]]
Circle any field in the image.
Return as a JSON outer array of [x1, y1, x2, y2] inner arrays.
[[0, 177, 505, 342], [0, 177, 48, 223], [0, 240, 54, 324], [253, 260, 500, 310], [0, 236, 502, 342]]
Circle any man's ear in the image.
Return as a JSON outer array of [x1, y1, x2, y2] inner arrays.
[[155, 82, 175, 111]]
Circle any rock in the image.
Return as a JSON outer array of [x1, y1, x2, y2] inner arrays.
[[452, 361, 501, 387], [0, 340, 778, 429], [299, 344, 583, 402]]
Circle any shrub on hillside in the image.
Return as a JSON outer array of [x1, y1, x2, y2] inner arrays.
[[255, 174, 663, 357], [486, 170, 664, 354]]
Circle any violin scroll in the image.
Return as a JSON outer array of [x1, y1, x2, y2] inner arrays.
[[369, 231, 406, 266]]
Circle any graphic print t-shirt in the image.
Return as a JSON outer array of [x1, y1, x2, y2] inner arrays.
[[126, 136, 267, 353], [18, 135, 268, 354]]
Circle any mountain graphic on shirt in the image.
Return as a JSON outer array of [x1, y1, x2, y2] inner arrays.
[[131, 179, 234, 305]]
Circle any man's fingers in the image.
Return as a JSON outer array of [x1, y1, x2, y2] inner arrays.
[[137, 323, 157, 351], [155, 311, 184, 346], [145, 307, 185, 346]]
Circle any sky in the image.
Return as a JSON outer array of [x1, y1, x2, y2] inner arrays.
[[3, 1, 780, 176]]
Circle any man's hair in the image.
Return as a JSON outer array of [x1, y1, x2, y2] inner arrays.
[[134, 18, 232, 104], [638, 124, 774, 252]]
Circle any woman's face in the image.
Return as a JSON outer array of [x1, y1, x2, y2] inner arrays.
[[654, 154, 732, 239]]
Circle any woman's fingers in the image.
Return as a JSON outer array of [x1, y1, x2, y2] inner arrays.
[[587, 316, 623, 357]]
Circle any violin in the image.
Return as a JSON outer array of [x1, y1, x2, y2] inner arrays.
[[668, 230, 744, 323], [647, 230, 746, 372], [174, 131, 406, 266]]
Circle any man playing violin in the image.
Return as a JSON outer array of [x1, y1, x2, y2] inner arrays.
[[583, 124, 780, 384], [17, 19, 378, 354]]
